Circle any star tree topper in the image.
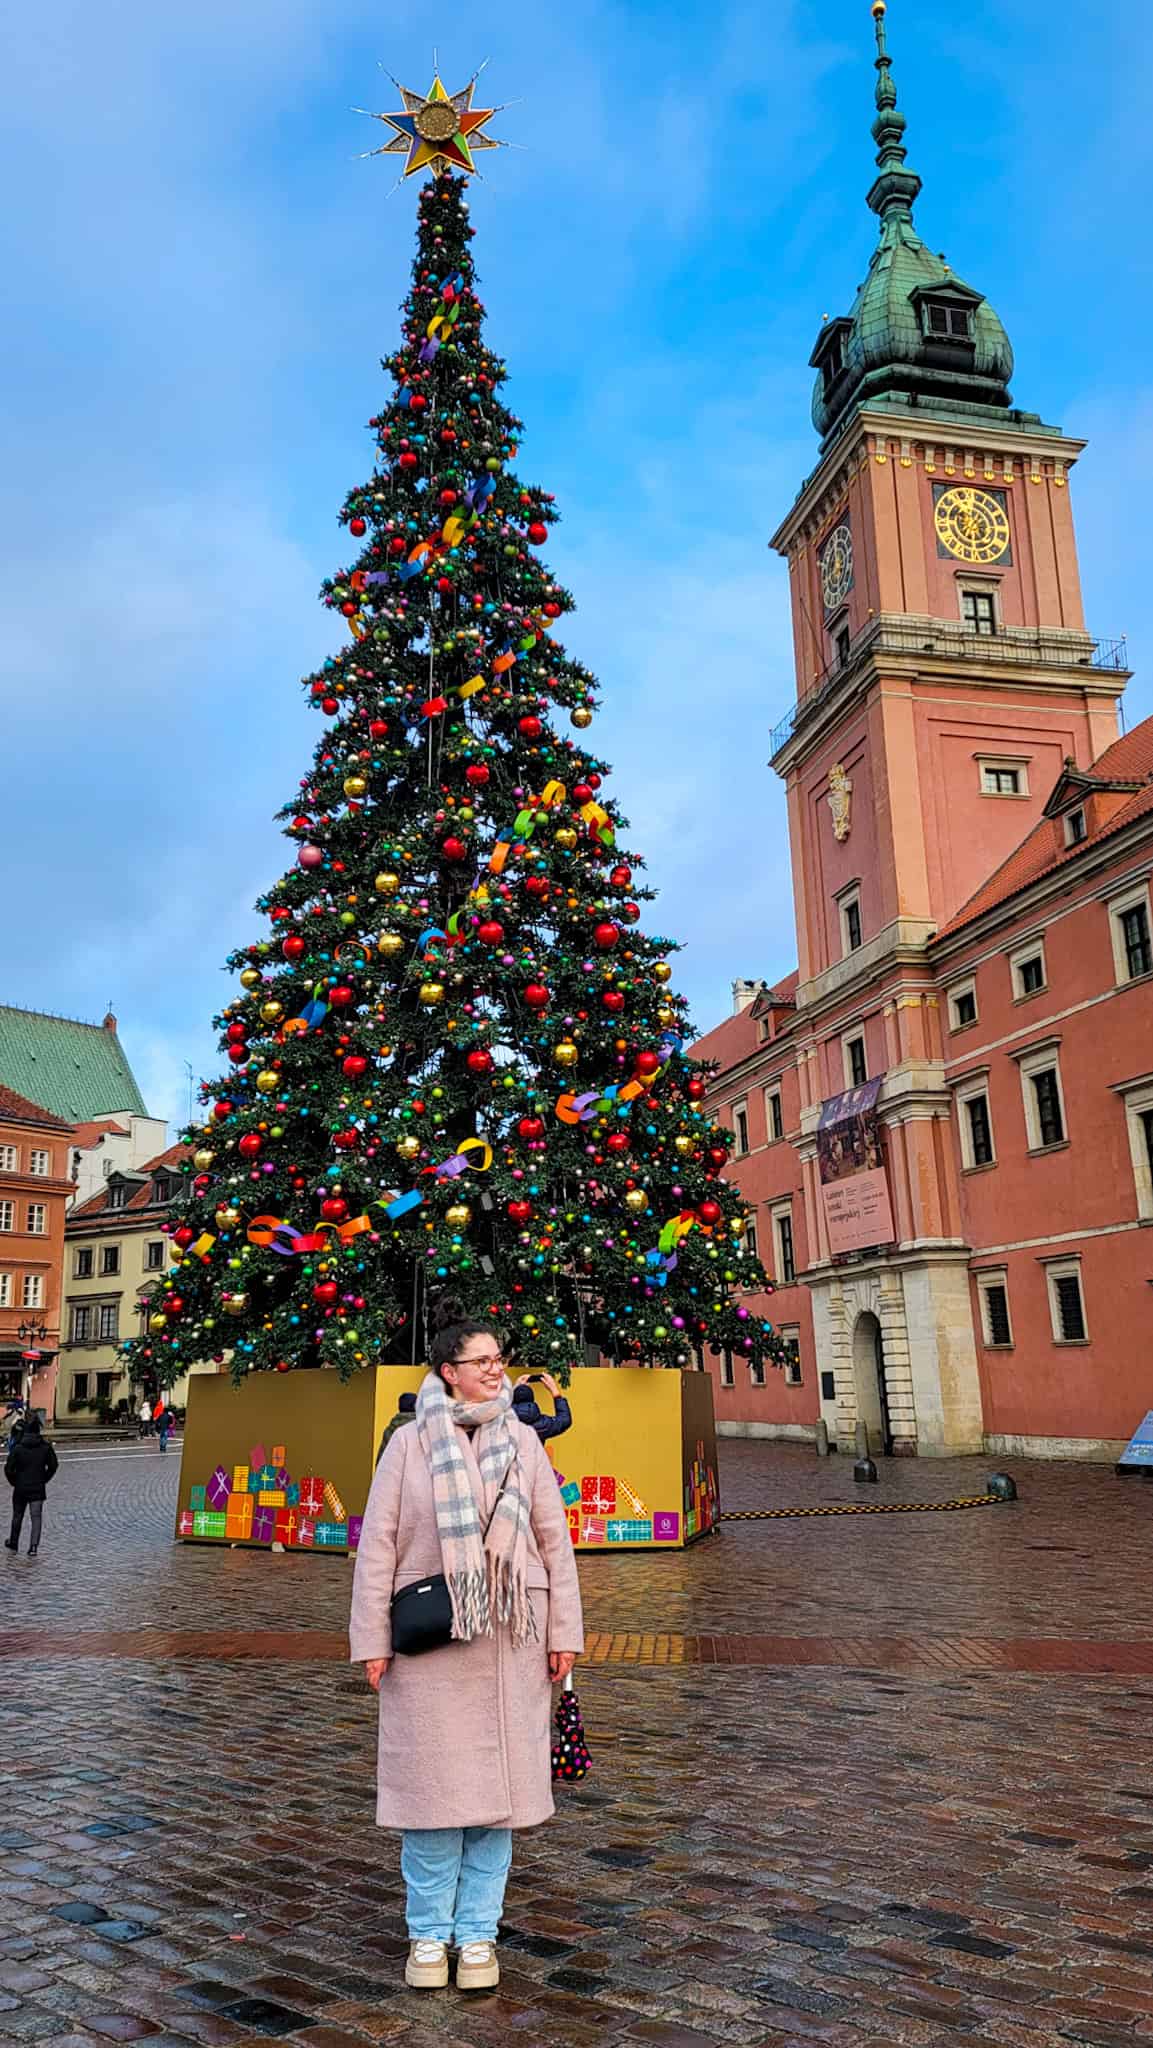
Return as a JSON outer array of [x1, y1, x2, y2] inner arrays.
[[358, 71, 503, 179]]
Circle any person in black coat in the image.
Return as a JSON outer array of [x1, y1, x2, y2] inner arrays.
[[512, 1373, 573, 1444], [4, 1415, 59, 1557]]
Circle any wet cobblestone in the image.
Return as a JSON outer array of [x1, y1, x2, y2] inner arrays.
[[1, 1441, 1151, 2045]]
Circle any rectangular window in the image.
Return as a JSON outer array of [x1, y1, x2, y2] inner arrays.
[[845, 1035, 868, 1088], [1017, 954, 1045, 996], [98, 1306, 118, 1344], [26, 1204, 46, 1235], [835, 626, 851, 667], [1032, 1068, 1065, 1147], [766, 1088, 784, 1142], [1119, 1088, 1153, 1222], [715, 1347, 734, 1389], [733, 1103, 750, 1156], [780, 1326, 803, 1386], [1018, 1045, 1068, 1151], [1144, 1109, 1153, 1181], [0, 1201, 13, 1233], [28, 1149, 51, 1177], [773, 1206, 797, 1286], [101, 1245, 120, 1276], [146, 1240, 166, 1271], [981, 764, 1021, 796], [977, 1274, 1012, 1347], [107, 1184, 127, 1210], [743, 1220, 758, 1262], [844, 898, 862, 952], [71, 1304, 92, 1344], [72, 1372, 90, 1403], [949, 981, 978, 1031], [1065, 807, 1087, 845], [1121, 903, 1152, 979], [1047, 1262, 1087, 1343], [926, 302, 972, 339], [962, 590, 997, 636], [749, 1352, 766, 1387], [22, 1274, 43, 1309], [966, 1093, 994, 1167], [0, 1274, 9, 1308], [96, 1371, 117, 1400], [153, 1177, 172, 1204], [74, 1247, 94, 1278], [0, 1145, 17, 1173]]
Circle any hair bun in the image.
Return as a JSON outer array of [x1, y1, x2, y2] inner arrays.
[[432, 1292, 468, 1335]]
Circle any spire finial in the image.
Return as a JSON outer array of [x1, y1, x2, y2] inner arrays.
[[866, 0, 922, 226]]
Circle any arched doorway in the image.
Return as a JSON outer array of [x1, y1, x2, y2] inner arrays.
[[851, 1311, 893, 1456]]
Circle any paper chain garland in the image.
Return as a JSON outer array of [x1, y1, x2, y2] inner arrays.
[[245, 1138, 494, 1257]]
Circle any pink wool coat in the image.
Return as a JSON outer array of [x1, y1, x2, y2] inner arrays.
[[349, 1417, 584, 1831]]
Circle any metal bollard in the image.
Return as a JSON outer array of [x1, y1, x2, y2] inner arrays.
[[814, 1419, 830, 1458]]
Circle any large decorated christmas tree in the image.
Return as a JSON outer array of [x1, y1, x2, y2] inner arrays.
[[127, 76, 782, 1387]]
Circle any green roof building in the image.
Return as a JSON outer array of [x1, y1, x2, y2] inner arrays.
[[0, 1006, 150, 1123]]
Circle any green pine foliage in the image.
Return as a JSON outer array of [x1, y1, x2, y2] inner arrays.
[[123, 171, 783, 1386]]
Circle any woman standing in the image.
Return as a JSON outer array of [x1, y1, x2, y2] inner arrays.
[[4, 1415, 58, 1556], [350, 1302, 584, 1993]]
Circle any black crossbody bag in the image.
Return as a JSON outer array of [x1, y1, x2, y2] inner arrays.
[[390, 1572, 455, 1655]]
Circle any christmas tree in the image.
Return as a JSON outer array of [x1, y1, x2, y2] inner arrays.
[[127, 76, 782, 1387]]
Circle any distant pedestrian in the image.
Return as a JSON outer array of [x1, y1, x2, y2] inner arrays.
[[138, 1396, 153, 1439], [376, 1390, 417, 1464], [156, 1404, 174, 1453], [4, 1415, 59, 1557], [512, 1373, 573, 1444]]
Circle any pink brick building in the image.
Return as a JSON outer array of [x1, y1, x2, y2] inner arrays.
[[692, 7, 1152, 1459]]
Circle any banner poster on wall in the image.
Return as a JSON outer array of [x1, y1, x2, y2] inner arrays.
[[816, 1076, 896, 1256]]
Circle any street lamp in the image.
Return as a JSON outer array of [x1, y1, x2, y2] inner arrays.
[[16, 1319, 50, 1416]]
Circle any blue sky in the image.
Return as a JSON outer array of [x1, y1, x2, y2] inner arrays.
[[2, 0, 1150, 1130]]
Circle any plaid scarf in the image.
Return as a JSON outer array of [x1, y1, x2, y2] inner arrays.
[[415, 1370, 538, 1648]]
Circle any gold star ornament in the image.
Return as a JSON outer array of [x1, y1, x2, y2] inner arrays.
[[357, 72, 503, 179]]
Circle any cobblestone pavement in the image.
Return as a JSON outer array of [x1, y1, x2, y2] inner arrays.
[[2, 1440, 1153, 2048]]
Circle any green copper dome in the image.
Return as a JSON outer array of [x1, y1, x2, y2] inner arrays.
[[811, 2, 1015, 451]]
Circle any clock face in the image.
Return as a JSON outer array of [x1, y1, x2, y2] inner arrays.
[[934, 485, 1011, 565], [820, 522, 854, 611]]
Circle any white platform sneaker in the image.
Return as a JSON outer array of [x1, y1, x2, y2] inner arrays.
[[456, 1940, 500, 1990], [405, 1938, 449, 1989]]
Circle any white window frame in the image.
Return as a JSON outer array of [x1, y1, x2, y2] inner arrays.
[[74, 1246, 94, 1278], [98, 1303, 119, 1344], [975, 1268, 1013, 1348], [765, 1087, 784, 1143], [770, 1200, 797, 1286], [0, 1273, 9, 1308], [0, 1200, 13, 1234], [1063, 806, 1087, 847], [955, 1072, 996, 1170], [978, 755, 1030, 799], [842, 1030, 868, 1089], [22, 1273, 44, 1309], [0, 1144, 17, 1174], [1016, 1041, 1067, 1152], [72, 1371, 90, 1403], [959, 580, 1000, 636], [26, 1203, 47, 1236], [1044, 1256, 1088, 1344], [947, 976, 979, 1033], [146, 1240, 166, 1271], [732, 1100, 750, 1157], [28, 1149, 51, 1178], [749, 1350, 766, 1387], [101, 1244, 121, 1276], [779, 1324, 803, 1386], [839, 890, 863, 958], [1107, 881, 1153, 988], [1116, 1075, 1153, 1222], [713, 1346, 734, 1389], [71, 1303, 92, 1344], [1010, 937, 1047, 1000]]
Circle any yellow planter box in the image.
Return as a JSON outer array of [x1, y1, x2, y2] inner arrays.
[[175, 1367, 718, 1553]]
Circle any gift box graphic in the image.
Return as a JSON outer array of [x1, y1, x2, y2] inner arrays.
[[559, 1480, 581, 1506], [249, 1442, 267, 1474], [274, 1466, 291, 1491], [178, 1510, 194, 1536], [247, 1469, 264, 1494], [252, 1505, 277, 1543], [193, 1510, 227, 1538], [581, 1475, 616, 1513], [225, 1497, 254, 1539], [286, 1483, 300, 1506], [275, 1508, 299, 1546], [207, 1465, 231, 1510], [566, 1507, 581, 1543], [189, 1485, 206, 1512], [298, 1476, 325, 1517], [271, 1444, 286, 1466], [257, 1489, 286, 1508], [232, 1464, 250, 1494], [314, 1521, 346, 1548], [323, 1481, 347, 1523], [347, 1515, 363, 1550], [296, 1517, 316, 1548], [580, 1517, 607, 1545]]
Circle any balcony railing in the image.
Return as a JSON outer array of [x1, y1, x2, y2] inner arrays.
[[769, 615, 1129, 760]]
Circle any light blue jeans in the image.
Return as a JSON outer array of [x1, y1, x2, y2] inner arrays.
[[400, 1825, 513, 1945]]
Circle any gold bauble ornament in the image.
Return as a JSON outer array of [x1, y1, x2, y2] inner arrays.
[[343, 775, 367, 799], [239, 968, 262, 990], [396, 1135, 421, 1161], [193, 1148, 215, 1170], [654, 962, 673, 983], [260, 1000, 284, 1024], [148, 1313, 168, 1333], [554, 1040, 579, 1066], [674, 1134, 694, 1155], [377, 932, 404, 958], [216, 1205, 240, 1228], [658, 1006, 676, 1027], [445, 1203, 472, 1229], [571, 707, 593, 729], [554, 827, 578, 850], [224, 1294, 248, 1316], [419, 981, 445, 1006], [625, 1189, 649, 1214], [255, 1070, 279, 1094], [375, 872, 401, 896]]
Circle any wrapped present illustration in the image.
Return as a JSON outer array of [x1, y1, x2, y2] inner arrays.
[[296, 1517, 316, 1548], [314, 1521, 346, 1547], [178, 1510, 194, 1536], [580, 1517, 607, 1545], [286, 1483, 300, 1506], [581, 1475, 616, 1513], [560, 1480, 581, 1506], [654, 1510, 680, 1542], [323, 1480, 348, 1523], [247, 1469, 264, 1494], [607, 1518, 652, 1543], [193, 1510, 227, 1538], [232, 1464, 250, 1494], [226, 1497, 254, 1540], [190, 1485, 206, 1511], [252, 1505, 277, 1543], [271, 1444, 286, 1465], [257, 1462, 277, 1489], [566, 1507, 580, 1543], [347, 1515, 363, 1550], [257, 1489, 286, 1508], [274, 1465, 291, 1491], [298, 1475, 325, 1517], [618, 1474, 649, 1514], [207, 1465, 231, 1510], [275, 1508, 299, 1546], [249, 1443, 267, 1474]]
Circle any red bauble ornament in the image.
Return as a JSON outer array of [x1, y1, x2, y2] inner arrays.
[[275, 1360, 291, 1373], [507, 1200, 532, 1224], [313, 1280, 339, 1305], [436, 576, 452, 595], [593, 922, 619, 951], [173, 1226, 195, 1248], [389, 535, 407, 554], [525, 874, 548, 898], [517, 1115, 545, 1141], [572, 782, 592, 805], [340, 601, 358, 618], [227, 1044, 249, 1065], [466, 1048, 494, 1075], [465, 763, 490, 787], [332, 1129, 359, 1151], [606, 1132, 630, 1154], [329, 985, 354, 1008], [635, 1050, 662, 1077], [439, 488, 458, 507], [518, 715, 542, 740], [369, 719, 389, 739], [610, 865, 632, 887], [699, 1200, 722, 1226], [523, 983, 550, 1009], [440, 426, 457, 444], [213, 1101, 232, 1122], [399, 451, 418, 470], [321, 697, 339, 715], [708, 1144, 727, 1167], [687, 1077, 706, 1101], [602, 990, 625, 1012], [342, 1054, 368, 1079], [441, 835, 467, 862], [321, 1197, 349, 1222], [227, 1022, 247, 1041], [621, 902, 640, 923], [165, 1295, 184, 1316], [349, 516, 367, 537], [282, 935, 305, 962], [543, 600, 561, 618], [476, 919, 504, 945], [409, 393, 427, 412], [527, 521, 547, 544], [238, 1134, 263, 1158]]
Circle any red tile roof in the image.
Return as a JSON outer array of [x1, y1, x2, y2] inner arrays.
[[937, 715, 1153, 939], [69, 1142, 191, 1223], [72, 1118, 131, 1148], [0, 1083, 74, 1133]]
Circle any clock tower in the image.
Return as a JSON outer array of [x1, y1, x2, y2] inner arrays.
[[766, 1, 1129, 1452]]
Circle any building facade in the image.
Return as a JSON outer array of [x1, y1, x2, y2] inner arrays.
[[62, 1146, 199, 1418], [0, 1006, 150, 1126], [694, 5, 1152, 1458], [69, 1114, 170, 1209], [0, 1086, 75, 1418]]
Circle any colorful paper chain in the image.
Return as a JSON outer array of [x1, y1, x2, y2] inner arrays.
[[245, 1139, 494, 1257]]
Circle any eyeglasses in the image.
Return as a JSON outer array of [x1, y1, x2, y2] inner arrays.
[[452, 1353, 504, 1369]]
